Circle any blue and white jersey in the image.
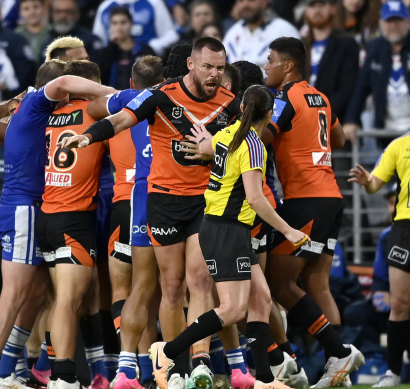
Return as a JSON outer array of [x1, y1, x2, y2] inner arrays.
[[2, 87, 59, 205], [93, 0, 178, 55], [107, 89, 152, 183]]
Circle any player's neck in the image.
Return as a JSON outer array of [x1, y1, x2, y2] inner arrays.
[[278, 76, 301, 90]]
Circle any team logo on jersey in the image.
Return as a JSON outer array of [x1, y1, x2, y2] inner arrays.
[[304, 94, 327, 108], [45, 172, 72, 186], [217, 112, 229, 126], [312, 152, 332, 166], [172, 107, 184, 119], [48, 110, 83, 127], [272, 99, 286, 123]]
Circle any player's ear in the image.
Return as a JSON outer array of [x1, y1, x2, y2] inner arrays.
[[284, 60, 294, 74], [187, 56, 194, 71]]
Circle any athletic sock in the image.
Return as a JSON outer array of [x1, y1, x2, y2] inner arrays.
[[209, 335, 226, 375], [118, 351, 137, 379], [163, 310, 223, 360], [267, 342, 284, 366], [387, 320, 410, 375], [111, 300, 125, 339], [54, 359, 76, 383], [36, 342, 51, 371], [0, 325, 30, 378], [226, 348, 247, 374], [278, 342, 295, 359], [80, 313, 108, 379], [100, 310, 119, 381], [15, 356, 28, 381], [287, 294, 349, 359], [246, 322, 274, 383], [45, 332, 56, 380], [138, 354, 153, 383], [238, 333, 248, 366], [192, 352, 211, 369], [168, 349, 190, 377]]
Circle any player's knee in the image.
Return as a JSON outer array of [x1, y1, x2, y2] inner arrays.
[[390, 295, 410, 318], [160, 276, 185, 306]]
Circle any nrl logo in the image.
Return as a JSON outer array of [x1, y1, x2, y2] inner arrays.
[[172, 107, 184, 119]]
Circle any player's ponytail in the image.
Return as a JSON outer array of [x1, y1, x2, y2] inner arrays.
[[229, 85, 275, 154]]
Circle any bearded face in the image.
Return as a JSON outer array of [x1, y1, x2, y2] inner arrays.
[[305, 3, 336, 29]]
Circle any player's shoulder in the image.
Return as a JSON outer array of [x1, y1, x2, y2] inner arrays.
[[286, 81, 330, 108], [157, 76, 183, 91]]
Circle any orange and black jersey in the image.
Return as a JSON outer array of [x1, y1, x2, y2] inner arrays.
[[122, 76, 241, 196], [42, 100, 105, 213], [268, 81, 342, 200], [109, 129, 135, 203]]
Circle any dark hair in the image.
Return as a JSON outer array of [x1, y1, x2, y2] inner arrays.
[[223, 63, 241, 96], [110, 5, 132, 22], [198, 21, 223, 39], [269, 37, 306, 79], [20, 0, 46, 5], [132, 55, 163, 89], [35, 59, 65, 89], [164, 44, 192, 79], [192, 36, 226, 55], [232, 60, 264, 98], [229, 85, 274, 154], [189, 0, 218, 15], [63, 60, 101, 82]]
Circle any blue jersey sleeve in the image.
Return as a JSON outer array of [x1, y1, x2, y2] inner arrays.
[[107, 89, 141, 115]]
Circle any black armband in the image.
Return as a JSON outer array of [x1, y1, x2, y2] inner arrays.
[[83, 118, 115, 144]]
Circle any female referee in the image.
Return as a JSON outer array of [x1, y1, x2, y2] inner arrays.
[[149, 84, 310, 389]]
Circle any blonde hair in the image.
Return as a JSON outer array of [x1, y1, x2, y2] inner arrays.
[[45, 36, 85, 61]]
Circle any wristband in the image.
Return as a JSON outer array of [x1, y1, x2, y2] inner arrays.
[[83, 118, 115, 144], [293, 235, 309, 247]]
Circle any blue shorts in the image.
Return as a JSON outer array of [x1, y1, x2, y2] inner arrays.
[[0, 203, 43, 266], [130, 182, 151, 247], [95, 189, 114, 261]]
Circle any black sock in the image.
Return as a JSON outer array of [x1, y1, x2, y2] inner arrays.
[[45, 331, 56, 380], [192, 352, 211, 369], [164, 310, 223, 360], [278, 341, 295, 359], [169, 349, 190, 377], [100, 309, 120, 354], [266, 335, 284, 366], [111, 300, 126, 341], [54, 359, 76, 383], [387, 320, 410, 375], [287, 294, 349, 359], [246, 322, 274, 383], [26, 357, 38, 370], [326, 324, 343, 361]]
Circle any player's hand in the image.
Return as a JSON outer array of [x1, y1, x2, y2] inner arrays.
[[180, 139, 202, 159], [372, 291, 391, 313], [284, 229, 311, 247], [189, 123, 212, 143], [57, 134, 90, 149], [348, 163, 371, 185], [343, 123, 359, 143]]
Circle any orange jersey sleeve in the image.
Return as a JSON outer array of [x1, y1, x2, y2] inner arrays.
[[121, 79, 241, 196], [270, 81, 342, 200], [109, 129, 136, 202], [42, 100, 105, 213]]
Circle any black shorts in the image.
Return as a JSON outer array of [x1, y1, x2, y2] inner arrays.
[[251, 216, 270, 254], [109, 200, 131, 263], [270, 197, 343, 259], [36, 210, 96, 267], [387, 221, 410, 272], [147, 193, 205, 246], [199, 215, 258, 282]]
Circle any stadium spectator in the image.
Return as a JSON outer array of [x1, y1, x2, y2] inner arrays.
[[92, 0, 178, 56], [44, 0, 102, 60], [15, 0, 52, 65], [344, 0, 410, 144], [0, 6, 36, 97], [0, 48, 20, 102], [223, 0, 299, 69], [334, 0, 382, 61], [198, 22, 223, 41], [92, 6, 154, 89], [348, 135, 410, 387], [303, 0, 360, 123], [1, 0, 20, 29]]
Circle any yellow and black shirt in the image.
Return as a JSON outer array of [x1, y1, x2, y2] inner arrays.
[[204, 120, 267, 226], [372, 133, 410, 221]]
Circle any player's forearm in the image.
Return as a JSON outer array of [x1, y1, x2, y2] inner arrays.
[[363, 175, 383, 194]]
